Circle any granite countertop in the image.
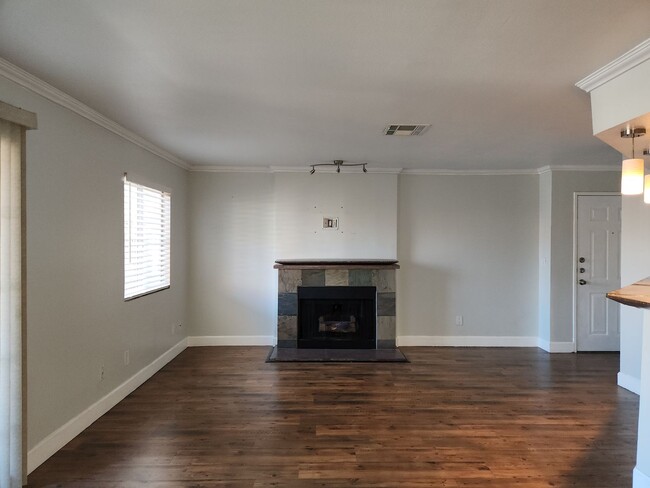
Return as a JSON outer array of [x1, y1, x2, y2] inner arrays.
[[274, 259, 399, 269], [607, 277, 650, 309]]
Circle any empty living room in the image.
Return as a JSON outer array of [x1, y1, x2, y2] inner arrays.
[[1, 2, 650, 487]]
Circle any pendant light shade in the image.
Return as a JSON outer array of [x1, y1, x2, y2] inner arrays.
[[620, 127, 646, 195], [622, 158, 644, 195]]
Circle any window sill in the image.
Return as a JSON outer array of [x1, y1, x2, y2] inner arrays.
[[124, 285, 170, 302]]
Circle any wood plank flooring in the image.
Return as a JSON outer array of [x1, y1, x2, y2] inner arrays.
[[28, 347, 639, 487]]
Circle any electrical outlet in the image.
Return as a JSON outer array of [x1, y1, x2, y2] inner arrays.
[[124, 350, 130, 366], [455, 315, 463, 326]]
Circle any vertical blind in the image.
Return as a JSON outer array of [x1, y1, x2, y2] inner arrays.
[[0, 119, 23, 487], [123, 177, 171, 300]]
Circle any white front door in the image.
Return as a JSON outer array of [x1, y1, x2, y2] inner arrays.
[[575, 194, 621, 351]]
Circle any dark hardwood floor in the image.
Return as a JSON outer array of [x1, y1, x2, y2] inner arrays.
[[28, 347, 639, 487]]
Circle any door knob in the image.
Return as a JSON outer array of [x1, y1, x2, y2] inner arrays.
[[579, 257, 586, 263], [579, 279, 587, 285]]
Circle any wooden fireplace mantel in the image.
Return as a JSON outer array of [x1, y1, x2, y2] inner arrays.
[[274, 259, 399, 270]]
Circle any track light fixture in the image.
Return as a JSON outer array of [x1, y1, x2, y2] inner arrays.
[[309, 160, 368, 174]]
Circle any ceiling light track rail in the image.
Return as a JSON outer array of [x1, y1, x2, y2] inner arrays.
[[309, 160, 368, 174]]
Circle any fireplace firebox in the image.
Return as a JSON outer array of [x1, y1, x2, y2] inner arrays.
[[298, 286, 376, 349]]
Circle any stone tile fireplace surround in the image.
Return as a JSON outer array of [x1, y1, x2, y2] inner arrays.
[[274, 260, 399, 349]]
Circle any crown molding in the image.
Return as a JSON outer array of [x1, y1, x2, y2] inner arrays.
[[190, 165, 404, 174], [401, 168, 538, 176], [536, 165, 620, 175], [190, 164, 620, 175], [190, 165, 273, 173], [0, 57, 190, 170], [576, 38, 650, 93], [270, 165, 403, 174]]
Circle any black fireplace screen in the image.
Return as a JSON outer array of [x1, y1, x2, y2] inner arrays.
[[298, 286, 376, 349]]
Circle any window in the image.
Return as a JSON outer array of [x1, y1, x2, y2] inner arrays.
[[123, 176, 171, 300]]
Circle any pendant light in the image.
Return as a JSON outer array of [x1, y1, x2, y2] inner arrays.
[[620, 127, 645, 195], [644, 148, 650, 203]]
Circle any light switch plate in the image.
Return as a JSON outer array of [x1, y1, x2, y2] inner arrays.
[[323, 217, 339, 229]]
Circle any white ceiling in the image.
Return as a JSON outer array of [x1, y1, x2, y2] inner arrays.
[[0, 1, 649, 170]]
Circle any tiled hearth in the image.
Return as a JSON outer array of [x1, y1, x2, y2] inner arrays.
[[274, 260, 399, 349]]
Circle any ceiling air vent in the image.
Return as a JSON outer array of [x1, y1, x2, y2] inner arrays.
[[384, 124, 431, 136]]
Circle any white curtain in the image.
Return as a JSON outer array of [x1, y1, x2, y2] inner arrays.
[[0, 118, 24, 488]]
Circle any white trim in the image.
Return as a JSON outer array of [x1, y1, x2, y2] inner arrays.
[[572, 193, 579, 352], [189, 164, 621, 175], [634, 466, 650, 488], [27, 338, 188, 474], [0, 56, 190, 170], [189, 165, 405, 174], [537, 165, 620, 174], [190, 165, 273, 173], [618, 372, 641, 395], [576, 38, 650, 93], [537, 339, 576, 353], [0, 100, 37, 129], [187, 335, 275, 346], [122, 171, 172, 194], [189, 165, 404, 174], [397, 336, 539, 347], [401, 168, 538, 176]]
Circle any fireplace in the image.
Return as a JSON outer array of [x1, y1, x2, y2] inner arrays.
[[274, 259, 398, 350], [298, 286, 376, 349]]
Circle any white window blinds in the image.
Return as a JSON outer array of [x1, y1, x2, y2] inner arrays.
[[123, 177, 171, 300]]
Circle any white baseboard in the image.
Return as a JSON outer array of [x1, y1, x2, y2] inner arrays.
[[187, 335, 275, 346], [618, 372, 641, 395], [634, 467, 650, 488], [27, 338, 188, 474], [537, 339, 575, 353], [397, 336, 539, 347]]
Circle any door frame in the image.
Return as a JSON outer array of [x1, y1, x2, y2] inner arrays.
[[572, 192, 621, 352]]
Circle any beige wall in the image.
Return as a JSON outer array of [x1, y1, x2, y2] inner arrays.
[[397, 174, 539, 340], [619, 194, 648, 389], [591, 59, 650, 134], [0, 75, 189, 450], [274, 172, 398, 260], [187, 171, 398, 338], [188, 172, 276, 339]]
